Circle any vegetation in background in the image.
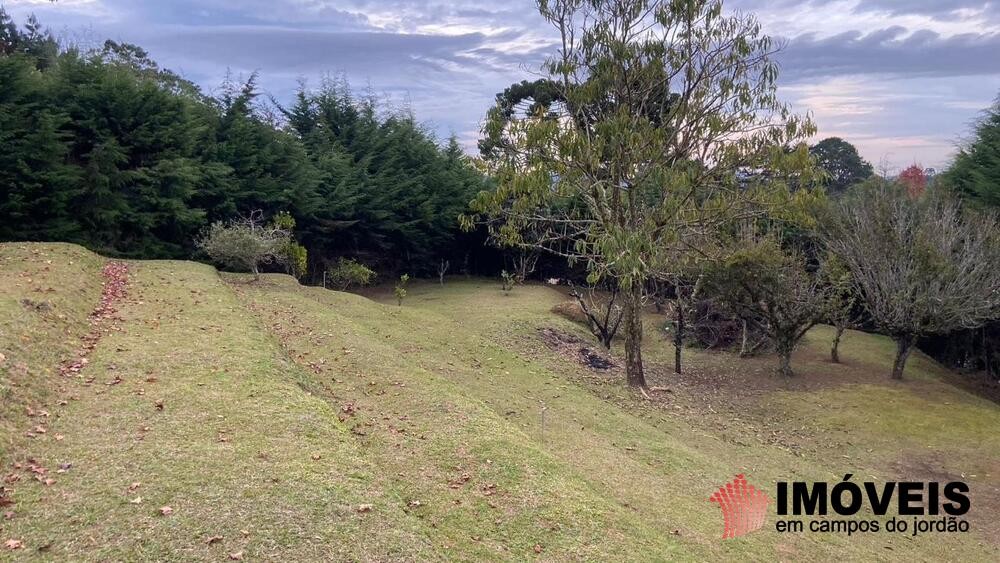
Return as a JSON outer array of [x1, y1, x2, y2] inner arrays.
[[704, 234, 830, 377], [934, 96, 1000, 376], [500, 270, 516, 294], [326, 257, 376, 290], [394, 274, 409, 305], [197, 212, 295, 280], [826, 181, 1000, 379], [466, 0, 818, 388], [823, 253, 860, 364], [809, 137, 875, 194], [898, 164, 929, 198], [944, 97, 1000, 208], [0, 8, 486, 278]]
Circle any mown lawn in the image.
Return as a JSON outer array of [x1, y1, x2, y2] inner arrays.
[[1, 243, 998, 561]]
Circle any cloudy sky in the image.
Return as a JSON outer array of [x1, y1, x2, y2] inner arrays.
[[6, 0, 1000, 170]]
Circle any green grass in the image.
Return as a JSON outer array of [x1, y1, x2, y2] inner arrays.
[[0, 243, 106, 458], [2, 243, 998, 561]]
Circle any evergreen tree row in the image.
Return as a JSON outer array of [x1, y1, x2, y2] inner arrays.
[[0, 9, 490, 277]]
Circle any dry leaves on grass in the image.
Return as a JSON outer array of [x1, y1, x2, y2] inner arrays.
[[158, 506, 173, 516], [4, 539, 23, 550], [58, 262, 129, 377]]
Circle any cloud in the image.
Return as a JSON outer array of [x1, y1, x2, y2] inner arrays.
[[4, 0, 999, 168], [776, 27, 1000, 81]]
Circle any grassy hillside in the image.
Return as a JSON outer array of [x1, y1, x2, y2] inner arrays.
[[1, 243, 998, 561]]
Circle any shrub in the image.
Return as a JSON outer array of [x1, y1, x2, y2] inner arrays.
[[197, 213, 291, 280], [327, 258, 376, 290], [283, 242, 308, 279], [500, 270, 516, 294], [394, 274, 409, 306]]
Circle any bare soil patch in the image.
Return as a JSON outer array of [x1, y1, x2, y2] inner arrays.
[[538, 327, 618, 371]]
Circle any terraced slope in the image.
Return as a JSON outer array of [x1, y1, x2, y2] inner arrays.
[[1, 243, 997, 561]]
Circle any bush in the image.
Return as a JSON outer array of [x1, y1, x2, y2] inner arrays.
[[283, 242, 308, 279], [394, 274, 409, 306], [327, 258, 376, 290], [197, 214, 291, 280], [501, 270, 516, 293]]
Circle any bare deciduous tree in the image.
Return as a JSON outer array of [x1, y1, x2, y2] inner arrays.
[[827, 182, 1000, 379], [570, 283, 624, 350], [438, 259, 450, 285], [513, 252, 539, 283]]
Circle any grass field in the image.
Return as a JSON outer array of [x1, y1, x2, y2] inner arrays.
[[1, 242, 998, 561]]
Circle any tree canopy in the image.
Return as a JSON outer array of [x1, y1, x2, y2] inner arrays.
[[809, 137, 873, 194], [0, 9, 486, 277], [944, 96, 1000, 208], [466, 0, 818, 387]]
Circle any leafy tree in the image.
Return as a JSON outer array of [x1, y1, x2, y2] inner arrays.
[[826, 180, 1000, 379], [270, 211, 308, 278], [465, 0, 816, 388], [809, 137, 873, 195], [0, 54, 81, 242], [705, 234, 830, 377], [283, 80, 485, 275], [943, 96, 1000, 208], [822, 253, 859, 364], [898, 165, 927, 199]]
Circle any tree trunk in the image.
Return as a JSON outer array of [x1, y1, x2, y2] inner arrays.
[[831, 325, 845, 364], [600, 332, 613, 351], [778, 348, 794, 377], [983, 327, 992, 379], [891, 335, 916, 380], [739, 319, 749, 358], [674, 303, 683, 374], [252, 263, 260, 281], [622, 284, 647, 389]]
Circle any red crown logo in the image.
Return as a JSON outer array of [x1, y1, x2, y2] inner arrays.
[[709, 474, 770, 539]]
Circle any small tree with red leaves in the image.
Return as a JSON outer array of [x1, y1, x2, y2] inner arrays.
[[898, 165, 927, 198]]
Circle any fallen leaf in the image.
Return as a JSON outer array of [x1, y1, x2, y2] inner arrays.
[[54, 434, 64, 441], [154, 400, 164, 411], [130, 496, 143, 504], [228, 551, 244, 560], [533, 544, 543, 554], [356, 504, 373, 513], [159, 506, 173, 516], [4, 539, 23, 550], [205, 535, 223, 545]]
